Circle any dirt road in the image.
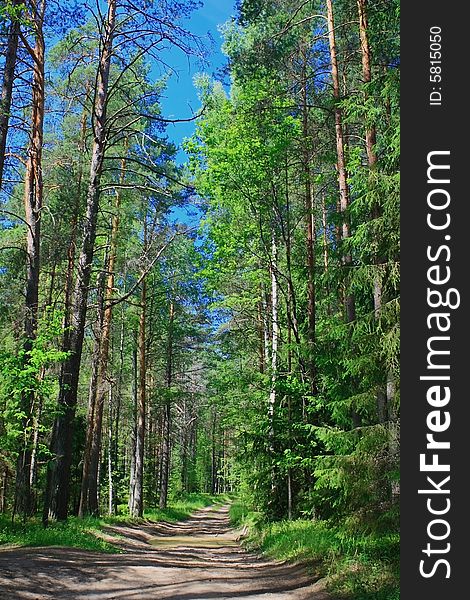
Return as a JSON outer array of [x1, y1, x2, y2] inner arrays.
[[0, 504, 331, 599]]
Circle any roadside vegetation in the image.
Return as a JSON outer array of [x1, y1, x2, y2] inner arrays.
[[0, 493, 222, 552], [230, 501, 399, 600]]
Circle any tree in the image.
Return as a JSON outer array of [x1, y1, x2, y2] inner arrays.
[[44, 0, 202, 522], [14, 0, 46, 519], [0, 0, 23, 189]]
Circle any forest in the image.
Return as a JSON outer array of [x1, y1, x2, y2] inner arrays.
[[0, 1, 400, 599]]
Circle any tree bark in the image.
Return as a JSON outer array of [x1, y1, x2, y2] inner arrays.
[[130, 279, 146, 517], [356, 0, 389, 426], [0, 468, 8, 513], [268, 233, 279, 504], [357, 0, 377, 170], [325, 0, 361, 429], [15, 0, 46, 520], [211, 408, 217, 494], [63, 109, 87, 347], [326, 0, 355, 323], [128, 331, 138, 514], [357, 0, 383, 328], [107, 388, 114, 515], [79, 156, 124, 517], [0, 0, 22, 189], [159, 300, 175, 509], [44, 0, 117, 523], [326, 0, 350, 238], [78, 274, 105, 518]]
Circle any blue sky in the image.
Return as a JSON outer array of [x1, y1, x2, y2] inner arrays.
[[160, 0, 236, 164]]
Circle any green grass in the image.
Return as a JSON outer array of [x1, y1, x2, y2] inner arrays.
[[229, 501, 263, 529], [229, 504, 399, 600], [0, 492, 223, 553], [145, 492, 226, 522], [0, 514, 120, 552]]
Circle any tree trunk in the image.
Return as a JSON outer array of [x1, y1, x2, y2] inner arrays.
[[15, 0, 46, 520], [356, 0, 389, 428], [130, 280, 147, 517], [107, 388, 114, 515], [326, 0, 355, 319], [0, 468, 8, 513], [268, 233, 279, 502], [326, 0, 360, 428], [0, 0, 22, 189], [78, 273, 104, 518], [79, 156, 124, 517], [44, 0, 117, 523], [357, 0, 377, 169], [211, 408, 217, 494], [62, 109, 87, 347], [128, 332, 138, 514], [357, 0, 382, 319], [356, 1, 397, 489], [326, 0, 350, 238], [159, 300, 175, 509], [300, 46, 317, 395], [113, 307, 125, 514], [257, 290, 265, 374]]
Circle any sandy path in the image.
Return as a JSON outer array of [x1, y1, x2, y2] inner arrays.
[[0, 504, 331, 600]]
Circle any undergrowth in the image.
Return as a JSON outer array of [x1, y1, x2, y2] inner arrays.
[[229, 502, 399, 600]]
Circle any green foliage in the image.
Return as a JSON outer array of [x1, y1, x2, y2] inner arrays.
[[0, 308, 68, 453], [0, 513, 119, 553], [0, 1, 25, 28], [238, 508, 399, 600]]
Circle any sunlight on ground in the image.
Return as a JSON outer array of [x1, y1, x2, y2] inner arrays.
[[149, 534, 238, 548]]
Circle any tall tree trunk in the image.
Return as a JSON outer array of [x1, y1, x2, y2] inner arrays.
[[0, 0, 22, 189], [63, 109, 87, 345], [326, 0, 360, 428], [300, 46, 317, 395], [357, 0, 377, 170], [357, 0, 397, 490], [321, 194, 332, 313], [44, 0, 117, 523], [0, 468, 8, 513], [326, 0, 355, 322], [113, 307, 125, 513], [268, 233, 279, 506], [211, 408, 217, 494], [78, 273, 105, 518], [257, 291, 265, 374], [130, 280, 147, 517], [128, 331, 138, 514], [356, 0, 387, 421], [15, 0, 46, 520], [357, 0, 382, 318], [107, 388, 114, 515], [159, 300, 175, 509], [79, 156, 124, 517]]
